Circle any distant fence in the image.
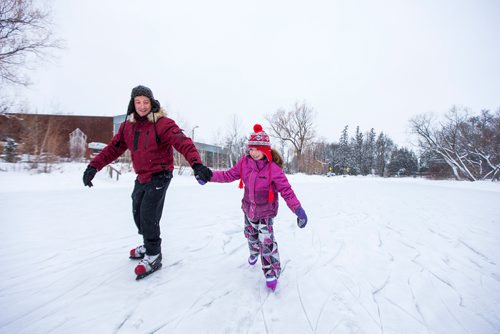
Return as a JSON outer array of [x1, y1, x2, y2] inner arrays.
[[106, 165, 121, 180]]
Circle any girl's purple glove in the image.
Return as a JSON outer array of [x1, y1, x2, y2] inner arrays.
[[192, 164, 212, 185], [195, 175, 207, 185], [295, 207, 308, 228]]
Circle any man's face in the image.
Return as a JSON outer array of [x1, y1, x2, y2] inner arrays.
[[134, 96, 152, 117]]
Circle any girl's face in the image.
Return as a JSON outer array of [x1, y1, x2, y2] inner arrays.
[[248, 147, 264, 160], [134, 96, 152, 117]]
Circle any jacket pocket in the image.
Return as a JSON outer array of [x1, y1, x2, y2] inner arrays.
[[254, 190, 270, 205]]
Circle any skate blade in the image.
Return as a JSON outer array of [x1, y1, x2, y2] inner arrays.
[[135, 263, 162, 280]]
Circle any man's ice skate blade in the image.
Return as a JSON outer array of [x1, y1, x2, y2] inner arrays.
[[135, 253, 162, 280], [135, 263, 162, 280]]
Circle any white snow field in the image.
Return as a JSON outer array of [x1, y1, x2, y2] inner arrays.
[[0, 164, 499, 333]]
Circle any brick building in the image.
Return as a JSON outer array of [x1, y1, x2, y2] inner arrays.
[[0, 113, 117, 159]]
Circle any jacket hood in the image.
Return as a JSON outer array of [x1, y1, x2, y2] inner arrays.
[[127, 107, 167, 123]]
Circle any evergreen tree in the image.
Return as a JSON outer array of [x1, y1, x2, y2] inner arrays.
[[362, 128, 376, 175], [352, 126, 363, 175], [387, 147, 418, 176], [375, 133, 394, 176], [337, 125, 350, 175], [3, 138, 17, 162]]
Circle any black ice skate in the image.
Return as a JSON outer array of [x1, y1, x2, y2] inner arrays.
[[135, 253, 162, 280], [129, 245, 146, 259]]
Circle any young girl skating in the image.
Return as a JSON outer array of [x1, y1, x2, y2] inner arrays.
[[208, 124, 308, 290]]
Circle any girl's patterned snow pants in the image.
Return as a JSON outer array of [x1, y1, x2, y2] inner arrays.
[[244, 215, 281, 278]]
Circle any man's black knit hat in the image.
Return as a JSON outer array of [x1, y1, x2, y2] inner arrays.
[[131, 85, 154, 100], [127, 85, 161, 115]]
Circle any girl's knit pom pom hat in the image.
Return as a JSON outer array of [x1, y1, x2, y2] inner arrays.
[[247, 124, 272, 162]]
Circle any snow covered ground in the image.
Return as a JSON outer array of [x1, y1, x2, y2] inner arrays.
[[1, 163, 499, 333]]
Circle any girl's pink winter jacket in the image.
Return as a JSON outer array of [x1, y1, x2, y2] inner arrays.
[[211, 155, 301, 220]]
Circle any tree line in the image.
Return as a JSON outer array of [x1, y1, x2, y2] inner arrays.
[[267, 102, 418, 177], [220, 102, 418, 177]]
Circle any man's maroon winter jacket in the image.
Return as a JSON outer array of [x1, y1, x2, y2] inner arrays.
[[90, 109, 202, 183]]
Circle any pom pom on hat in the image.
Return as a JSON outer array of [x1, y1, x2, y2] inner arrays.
[[254, 124, 263, 133]]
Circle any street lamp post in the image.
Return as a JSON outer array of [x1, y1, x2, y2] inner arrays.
[[191, 125, 199, 141]]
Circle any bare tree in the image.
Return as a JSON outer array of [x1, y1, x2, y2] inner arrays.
[[442, 108, 481, 180], [410, 113, 466, 180], [410, 107, 499, 181], [302, 140, 330, 174], [0, 0, 61, 86], [458, 109, 500, 180], [265, 102, 316, 172], [223, 114, 246, 167]]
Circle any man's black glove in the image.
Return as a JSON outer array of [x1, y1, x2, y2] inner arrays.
[[83, 165, 97, 187], [192, 163, 212, 185]]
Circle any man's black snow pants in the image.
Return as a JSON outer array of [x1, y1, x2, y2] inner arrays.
[[131, 171, 172, 255]]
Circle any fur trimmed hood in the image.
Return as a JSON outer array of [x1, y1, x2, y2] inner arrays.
[[127, 108, 167, 123]]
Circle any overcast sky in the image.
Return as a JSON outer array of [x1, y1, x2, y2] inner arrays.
[[12, 0, 500, 146]]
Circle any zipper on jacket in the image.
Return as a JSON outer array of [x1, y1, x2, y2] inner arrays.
[[144, 131, 149, 149], [133, 130, 140, 151]]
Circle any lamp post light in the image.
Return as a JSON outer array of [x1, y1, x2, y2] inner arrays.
[[191, 125, 199, 141]]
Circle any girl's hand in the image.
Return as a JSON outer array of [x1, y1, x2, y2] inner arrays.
[[295, 207, 308, 228]]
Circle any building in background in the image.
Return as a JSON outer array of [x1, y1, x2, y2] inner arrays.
[[0, 113, 113, 161]]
